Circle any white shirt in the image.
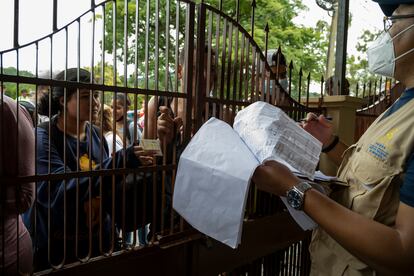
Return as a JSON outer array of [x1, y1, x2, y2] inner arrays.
[[104, 131, 123, 154]]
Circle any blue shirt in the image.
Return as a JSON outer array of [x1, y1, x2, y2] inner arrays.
[[23, 118, 140, 268], [381, 88, 414, 207]]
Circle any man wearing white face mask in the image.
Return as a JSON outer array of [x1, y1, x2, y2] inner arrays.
[[251, 1, 414, 275], [265, 49, 289, 93]]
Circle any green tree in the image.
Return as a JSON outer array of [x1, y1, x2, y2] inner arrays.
[[346, 29, 381, 97], [101, 0, 330, 98], [2, 67, 35, 99]]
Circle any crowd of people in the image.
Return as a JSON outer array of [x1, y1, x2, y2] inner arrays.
[[2, 1, 414, 275]]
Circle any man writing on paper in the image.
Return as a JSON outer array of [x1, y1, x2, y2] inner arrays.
[[252, 1, 414, 275]]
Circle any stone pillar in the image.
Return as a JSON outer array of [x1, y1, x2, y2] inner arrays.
[[306, 96, 366, 175]]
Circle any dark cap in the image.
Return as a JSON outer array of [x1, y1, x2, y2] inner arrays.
[[373, 0, 414, 16]]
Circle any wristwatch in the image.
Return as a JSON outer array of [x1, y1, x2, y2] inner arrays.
[[286, 182, 313, 210]]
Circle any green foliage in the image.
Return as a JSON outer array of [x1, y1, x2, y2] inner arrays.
[[101, 0, 330, 97], [2, 67, 35, 99], [346, 29, 381, 96], [103, 0, 185, 91]]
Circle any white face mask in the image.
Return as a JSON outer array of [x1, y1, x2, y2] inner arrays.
[[279, 78, 289, 91], [367, 23, 414, 78]]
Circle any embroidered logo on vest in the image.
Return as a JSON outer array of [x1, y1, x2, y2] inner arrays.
[[367, 128, 398, 161]]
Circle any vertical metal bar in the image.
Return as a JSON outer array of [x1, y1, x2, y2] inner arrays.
[[33, 43, 39, 266], [373, 79, 377, 104], [110, 0, 117, 251], [368, 80, 372, 106], [250, 0, 256, 38], [165, 0, 170, 91], [320, 75, 324, 103], [236, 0, 240, 22], [298, 67, 303, 104], [53, 0, 58, 31], [255, 52, 261, 102], [232, 23, 239, 111], [213, 9, 221, 117], [356, 82, 359, 98], [259, 59, 264, 102], [379, 77, 384, 100], [306, 72, 310, 108], [288, 61, 293, 96], [15, 48, 20, 274], [195, 3, 206, 132], [174, 1, 180, 93], [99, 3, 106, 253], [264, 23, 269, 61], [13, 0, 19, 48], [205, 10, 213, 122], [47, 37, 53, 268], [219, 19, 227, 118], [133, 0, 140, 246], [0, 53, 4, 275], [334, 0, 349, 95], [183, 2, 195, 143], [362, 82, 366, 99], [238, 33, 245, 101], [250, 46, 256, 103], [226, 23, 233, 102], [62, 27, 68, 266], [244, 36, 250, 102], [122, 0, 129, 247], [144, 0, 150, 89]]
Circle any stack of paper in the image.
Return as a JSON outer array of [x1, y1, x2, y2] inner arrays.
[[173, 118, 258, 248], [173, 102, 327, 249], [233, 101, 322, 179]]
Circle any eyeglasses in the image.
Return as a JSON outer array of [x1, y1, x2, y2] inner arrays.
[[383, 14, 414, 31]]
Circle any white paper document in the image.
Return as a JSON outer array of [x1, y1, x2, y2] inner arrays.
[[173, 102, 325, 249], [234, 101, 322, 179], [173, 118, 258, 248]]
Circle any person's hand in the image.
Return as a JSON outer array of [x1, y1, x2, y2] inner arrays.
[[157, 106, 183, 144], [301, 113, 334, 147], [84, 197, 101, 230], [133, 145, 155, 166], [252, 160, 301, 196]]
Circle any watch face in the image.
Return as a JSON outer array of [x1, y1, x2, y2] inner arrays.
[[287, 189, 302, 209]]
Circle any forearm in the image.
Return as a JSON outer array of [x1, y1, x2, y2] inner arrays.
[[304, 189, 412, 275]]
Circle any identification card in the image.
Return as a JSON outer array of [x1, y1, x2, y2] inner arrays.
[[140, 139, 163, 156]]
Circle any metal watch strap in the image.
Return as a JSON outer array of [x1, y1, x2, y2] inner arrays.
[[294, 182, 313, 194]]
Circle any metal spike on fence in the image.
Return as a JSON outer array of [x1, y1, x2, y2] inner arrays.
[[373, 79, 378, 104], [219, 0, 223, 11], [264, 23, 269, 62], [356, 82, 359, 98], [362, 82, 366, 98], [251, 0, 256, 38], [320, 75, 324, 98], [236, 0, 240, 22], [288, 60, 293, 96], [52, 0, 57, 32], [298, 67, 303, 104]]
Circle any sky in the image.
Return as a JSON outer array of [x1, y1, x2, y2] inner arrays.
[[0, 0, 384, 73]]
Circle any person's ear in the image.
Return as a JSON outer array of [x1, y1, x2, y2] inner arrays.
[[178, 64, 183, 80], [59, 95, 65, 108]]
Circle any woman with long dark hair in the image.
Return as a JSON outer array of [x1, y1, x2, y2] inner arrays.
[[23, 68, 153, 270]]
